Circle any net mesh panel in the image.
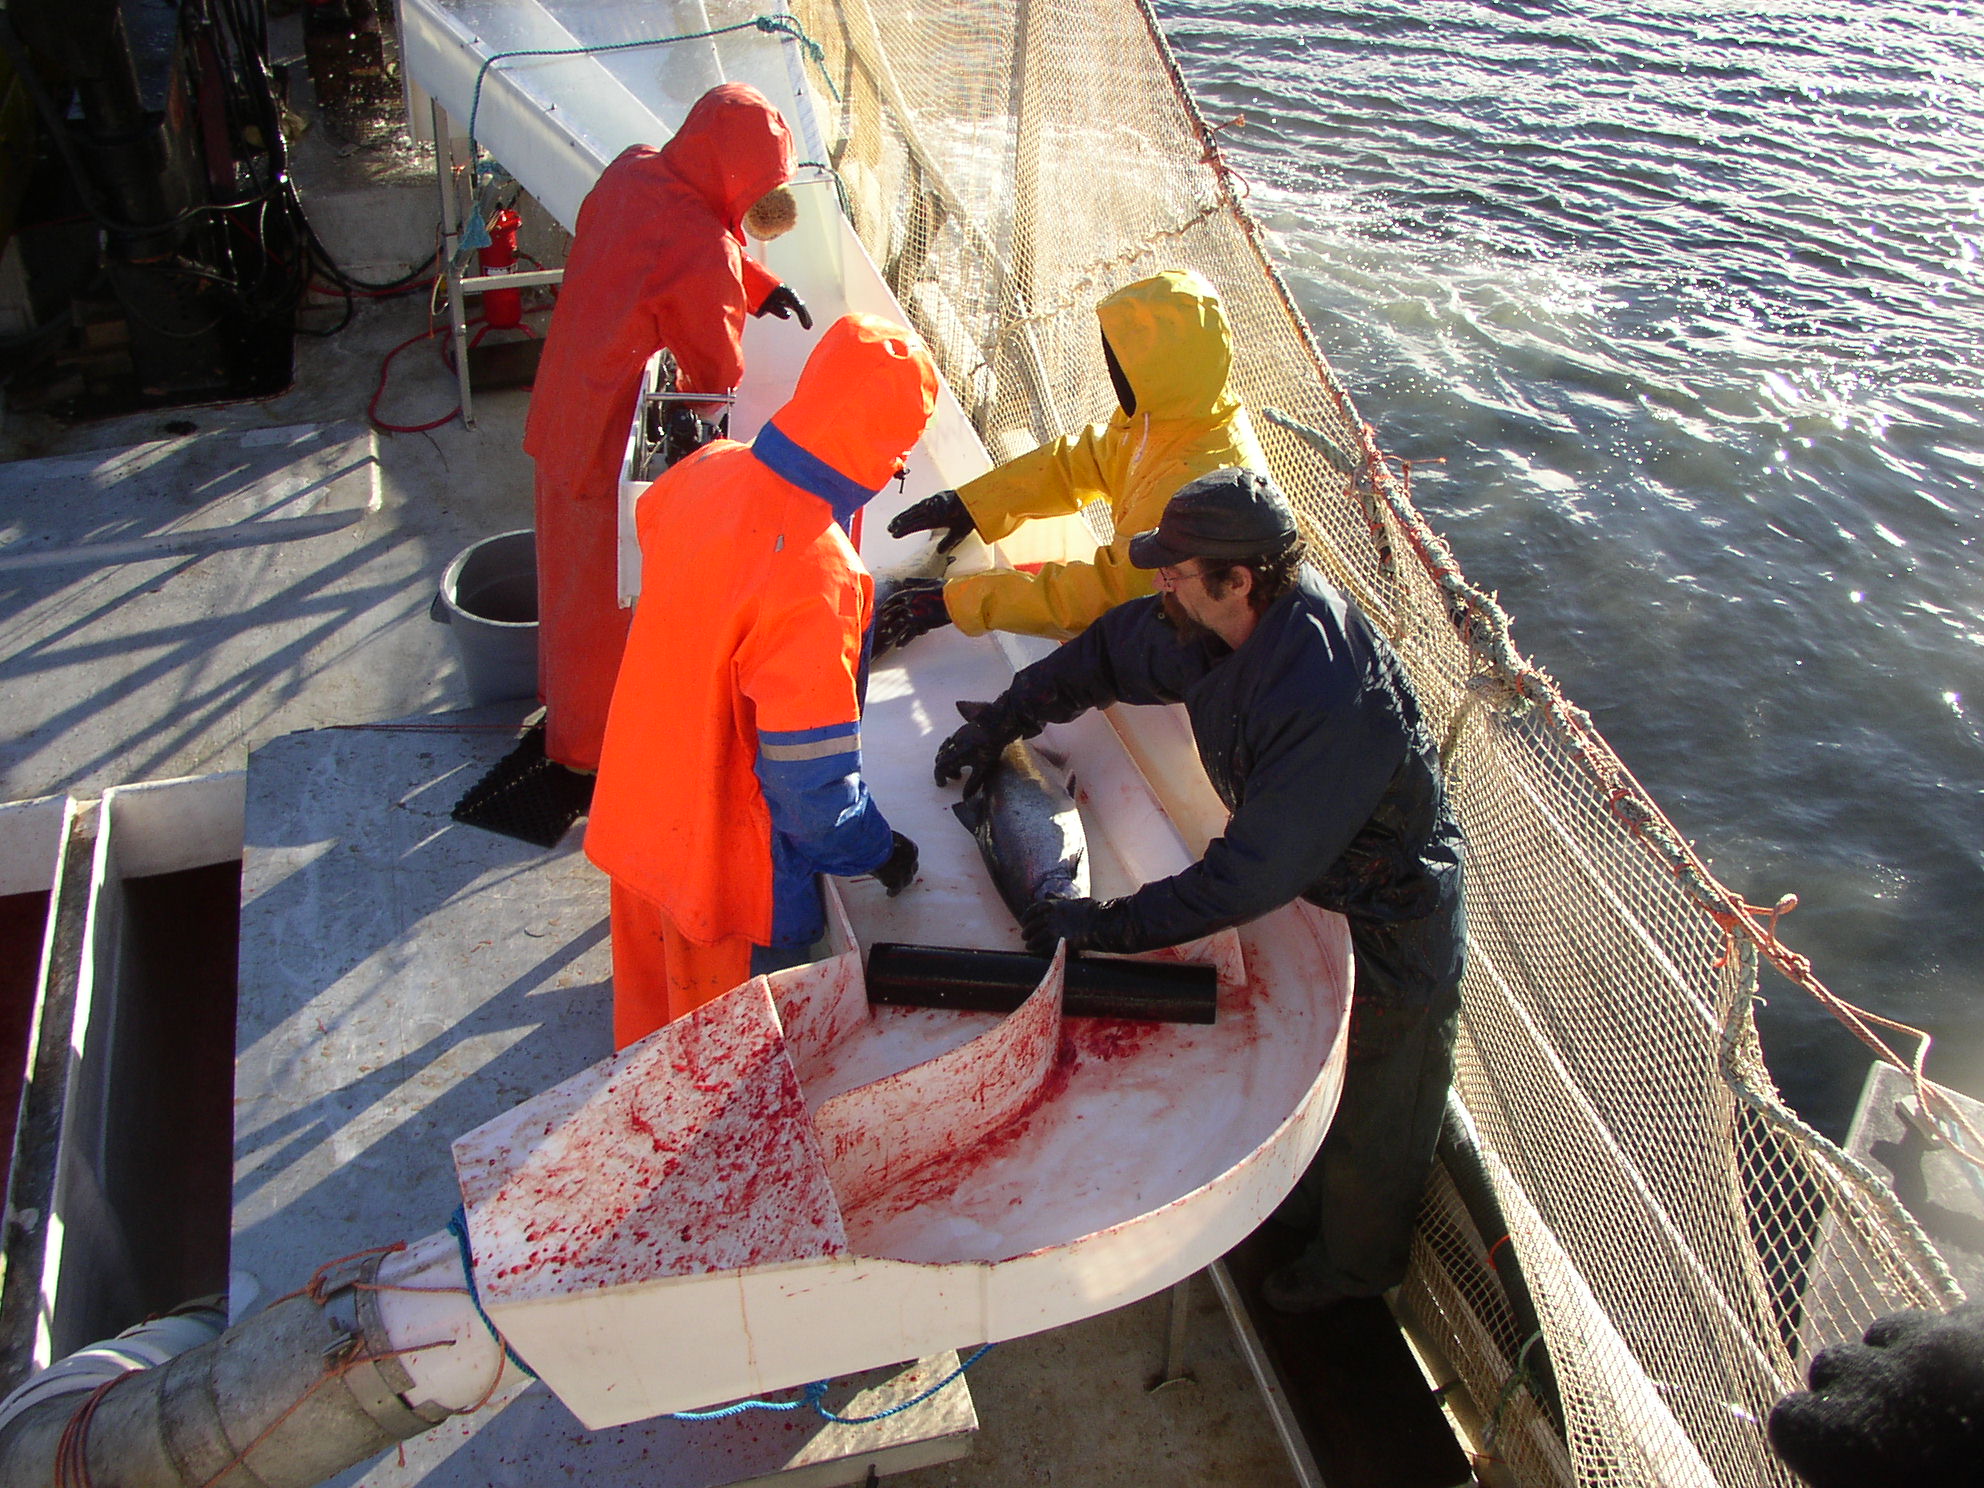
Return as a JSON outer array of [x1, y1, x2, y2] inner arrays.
[[1407, 1165, 1576, 1488], [782, 0, 1959, 1481]]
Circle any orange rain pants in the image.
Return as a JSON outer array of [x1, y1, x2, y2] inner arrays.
[[608, 882, 752, 1047]]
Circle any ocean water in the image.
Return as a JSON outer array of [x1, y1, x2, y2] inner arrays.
[[1157, 0, 1984, 1135]]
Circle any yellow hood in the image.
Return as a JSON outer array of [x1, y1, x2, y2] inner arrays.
[[1095, 269, 1239, 423], [945, 266, 1263, 640]]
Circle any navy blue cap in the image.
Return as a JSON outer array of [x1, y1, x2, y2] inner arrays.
[[1127, 468, 1300, 569]]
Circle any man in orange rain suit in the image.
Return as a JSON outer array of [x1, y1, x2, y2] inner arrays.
[[523, 82, 814, 772], [584, 314, 935, 1048]]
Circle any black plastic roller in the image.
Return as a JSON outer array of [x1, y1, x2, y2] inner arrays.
[[866, 942, 1217, 1024]]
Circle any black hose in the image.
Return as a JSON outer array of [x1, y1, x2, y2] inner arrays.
[[1436, 1096, 1564, 1430]]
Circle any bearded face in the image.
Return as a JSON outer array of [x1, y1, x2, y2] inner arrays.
[[1159, 589, 1217, 645]]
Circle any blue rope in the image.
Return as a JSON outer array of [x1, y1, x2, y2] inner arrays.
[[670, 1343, 994, 1424], [447, 1206, 539, 1380], [467, 16, 840, 154], [669, 1390, 816, 1422], [810, 1344, 995, 1424]]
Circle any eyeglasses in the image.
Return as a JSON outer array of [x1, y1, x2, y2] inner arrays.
[[1154, 563, 1214, 591]]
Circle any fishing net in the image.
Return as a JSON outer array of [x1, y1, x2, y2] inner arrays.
[[785, 0, 1964, 1481]]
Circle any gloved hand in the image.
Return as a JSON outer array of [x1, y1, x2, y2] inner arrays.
[[871, 831, 919, 897], [1769, 1300, 1984, 1488], [753, 284, 814, 330], [886, 489, 975, 554], [934, 700, 1020, 797], [875, 578, 953, 656], [1020, 896, 1105, 957]]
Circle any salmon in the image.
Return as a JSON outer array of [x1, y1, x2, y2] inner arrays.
[[951, 723, 1089, 921]]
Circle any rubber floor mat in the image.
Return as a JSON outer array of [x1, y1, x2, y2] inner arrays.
[[451, 724, 594, 848]]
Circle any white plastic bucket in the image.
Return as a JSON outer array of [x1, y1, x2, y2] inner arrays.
[[431, 529, 538, 705]]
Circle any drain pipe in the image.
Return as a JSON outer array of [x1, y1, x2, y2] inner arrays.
[[0, 1229, 512, 1487]]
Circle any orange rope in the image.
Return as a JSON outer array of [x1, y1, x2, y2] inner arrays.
[[1711, 895, 1984, 1169], [44, 1325, 464, 1488], [352, 1280, 471, 1296], [190, 1339, 453, 1488], [54, 1371, 133, 1488], [263, 1239, 409, 1310], [346, 1277, 506, 1413]]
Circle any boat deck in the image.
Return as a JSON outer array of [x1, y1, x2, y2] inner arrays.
[[0, 308, 1312, 1488]]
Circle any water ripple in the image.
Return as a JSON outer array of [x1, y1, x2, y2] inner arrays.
[[1160, 0, 1984, 1127]]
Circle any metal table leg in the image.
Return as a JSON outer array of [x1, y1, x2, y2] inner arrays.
[[1151, 1273, 1194, 1392], [1209, 1260, 1329, 1488], [433, 97, 474, 429]]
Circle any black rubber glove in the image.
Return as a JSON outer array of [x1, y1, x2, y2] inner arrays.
[[886, 489, 975, 554], [871, 831, 919, 897], [1020, 896, 1105, 957], [933, 700, 1020, 797], [1769, 1300, 1984, 1488], [753, 284, 814, 330], [874, 578, 953, 656]]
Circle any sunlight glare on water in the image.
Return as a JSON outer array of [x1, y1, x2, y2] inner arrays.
[[1157, 0, 1984, 1131]]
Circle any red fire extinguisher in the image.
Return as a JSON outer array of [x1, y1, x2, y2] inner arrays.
[[478, 208, 524, 330]]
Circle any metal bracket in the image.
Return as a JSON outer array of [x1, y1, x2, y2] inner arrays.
[[432, 98, 564, 430], [631, 388, 737, 481], [319, 1254, 455, 1433]]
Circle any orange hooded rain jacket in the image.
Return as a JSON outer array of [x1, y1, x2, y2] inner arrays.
[[524, 83, 796, 770], [586, 314, 939, 1042]]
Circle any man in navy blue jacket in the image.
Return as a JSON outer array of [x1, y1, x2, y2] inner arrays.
[[934, 467, 1466, 1312]]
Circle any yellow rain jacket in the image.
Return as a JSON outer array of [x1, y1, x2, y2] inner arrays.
[[942, 269, 1266, 639]]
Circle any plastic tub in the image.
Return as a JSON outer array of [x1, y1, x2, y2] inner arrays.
[[432, 529, 538, 705]]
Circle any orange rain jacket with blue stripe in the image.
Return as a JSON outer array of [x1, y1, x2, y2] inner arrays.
[[585, 315, 939, 948], [524, 83, 795, 770]]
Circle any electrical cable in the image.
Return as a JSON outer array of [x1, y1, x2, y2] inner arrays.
[[11, 0, 544, 432], [369, 319, 479, 433], [6, 0, 444, 392], [308, 277, 437, 301]]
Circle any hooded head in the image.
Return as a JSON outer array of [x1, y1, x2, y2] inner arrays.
[[659, 83, 797, 236], [762, 315, 939, 504], [1094, 269, 1239, 424]]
